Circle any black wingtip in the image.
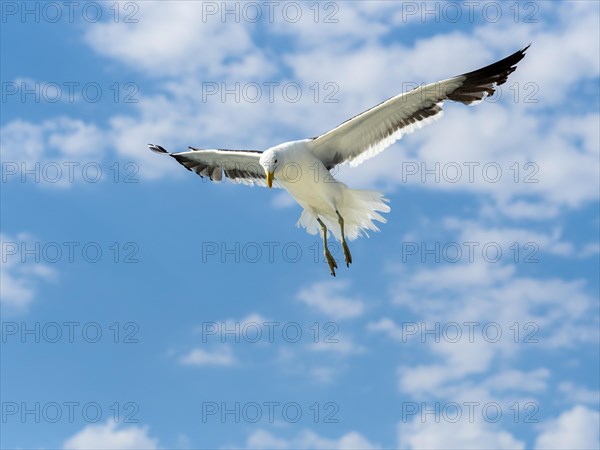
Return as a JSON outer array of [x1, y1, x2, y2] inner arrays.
[[517, 43, 531, 59], [447, 45, 530, 104], [148, 144, 168, 154]]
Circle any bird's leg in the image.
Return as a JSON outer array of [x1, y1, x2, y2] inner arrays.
[[317, 217, 337, 276], [336, 210, 352, 267]]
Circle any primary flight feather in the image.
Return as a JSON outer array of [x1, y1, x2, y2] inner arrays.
[[149, 45, 529, 276]]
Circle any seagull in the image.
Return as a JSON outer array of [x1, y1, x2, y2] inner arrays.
[[149, 45, 529, 276]]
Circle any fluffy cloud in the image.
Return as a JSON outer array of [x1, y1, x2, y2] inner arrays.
[[246, 429, 378, 450], [1, 117, 105, 162], [392, 260, 596, 343], [179, 345, 236, 366], [309, 333, 365, 356], [192, 312, 270, 340], [297, 280, 365, 320], [62, 421, 158, 449], [557, 382, 600, 405], [535, 405, 600, 450], [84, 2, 275, 80], [398, 418, 524, 450], [0, 232, 57, 313], [391, 260, 596, 395], [442, 217, 576, 257]]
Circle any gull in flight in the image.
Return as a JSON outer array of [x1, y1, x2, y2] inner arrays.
[[150, 45, 529, 276]]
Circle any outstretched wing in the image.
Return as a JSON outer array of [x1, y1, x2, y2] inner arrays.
[[308, 45, 530, 170], [149, 144, 272, 187]]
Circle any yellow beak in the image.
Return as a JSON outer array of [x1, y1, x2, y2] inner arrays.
[[266, 170, 274, 189]]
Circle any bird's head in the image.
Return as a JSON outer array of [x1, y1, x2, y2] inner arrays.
[[259, 149, 281, 189]]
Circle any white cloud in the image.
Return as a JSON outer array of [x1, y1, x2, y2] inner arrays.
[[392, 260, 597, 349], [443, 218, 575, 258], [297, 280, 364, 320], [398, 259, 515, 294], [0, 233, 57, 313], [179, 345, 235, 366], [246, 429, 378, 450], [479, 199, 561, 221], [246, 429, 289, 449], [397, 339, 497, 395], [367, 318, 405, 341], [62, 421, 158, 449], [184, 311, 360, 384], [192, 312, 270, 339], [1, 117, 105, 162], [271, 341, 357, 386], [270, 2, 395, 50], [558, 382, 600, 406], [386, 256, 597, 401], [579, 241, 600, 258], [309, 333, 364, 356], [482, 368, 550, 394], [505, 3, 600, 107], [0, 118, 111, 188], [84, 2, 275, 80], [308, 366, 336, 384], [535, 405, 600, 450], [398, 418, 524, 450]]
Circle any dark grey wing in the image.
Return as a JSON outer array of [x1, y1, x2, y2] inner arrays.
[[308, 45, 530, 169], [149, 144, 274, 187]]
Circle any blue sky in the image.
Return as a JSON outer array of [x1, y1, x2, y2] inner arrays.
[[1, 1, 599, 449]]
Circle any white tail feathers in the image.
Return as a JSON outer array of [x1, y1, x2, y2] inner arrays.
[[296, 189, 391, 241]]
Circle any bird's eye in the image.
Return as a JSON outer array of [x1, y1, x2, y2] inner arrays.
[[274, 159, 278, 164]]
